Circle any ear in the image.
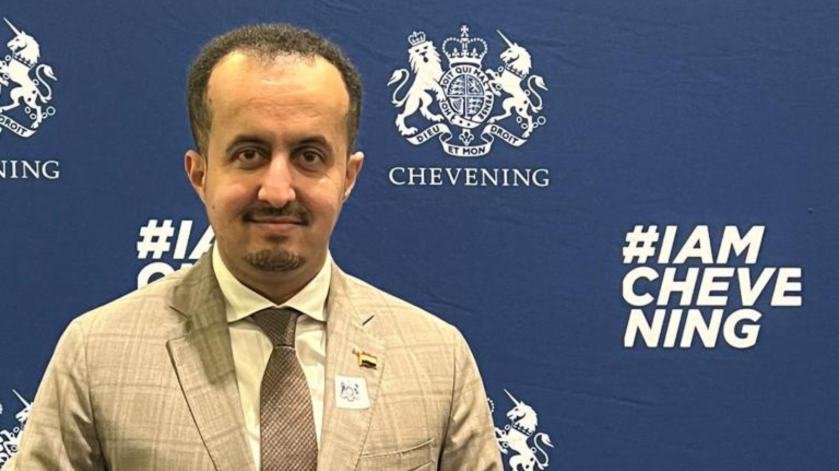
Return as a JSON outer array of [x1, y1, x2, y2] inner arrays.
[[343, 151, 364, 201], [185, 150, 207, 203]]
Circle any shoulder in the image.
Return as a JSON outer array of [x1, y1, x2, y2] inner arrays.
[[68, 267, 192, 338], [333, 267, 467, 348]]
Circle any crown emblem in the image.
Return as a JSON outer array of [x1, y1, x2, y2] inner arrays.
[[443, 25, 487, 67], [408, 31, 427, 47]]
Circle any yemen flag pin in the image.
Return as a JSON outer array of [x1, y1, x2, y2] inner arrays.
[[353, 348, 378, 369]]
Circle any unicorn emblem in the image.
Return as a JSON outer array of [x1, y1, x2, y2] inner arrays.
[[0, 390, 32, 466], [494, 389, 554, 471], [0, 17, 57, 136], [486, 31, 547, 139]]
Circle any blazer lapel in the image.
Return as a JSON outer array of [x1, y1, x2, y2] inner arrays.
[[318, 265, 386, 471], [166, 254, 255, 471]]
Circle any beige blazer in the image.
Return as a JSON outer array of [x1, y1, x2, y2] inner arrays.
[[6, 254, 502, 471]]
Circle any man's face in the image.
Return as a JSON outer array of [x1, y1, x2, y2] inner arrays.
[[186, 52, 363, 291]]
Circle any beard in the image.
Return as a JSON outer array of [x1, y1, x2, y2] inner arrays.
[[239, 202, 310, 272], [244, 248, 305, 272]]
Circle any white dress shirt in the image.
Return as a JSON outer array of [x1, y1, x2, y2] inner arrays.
[[212, 247, 330, 469]]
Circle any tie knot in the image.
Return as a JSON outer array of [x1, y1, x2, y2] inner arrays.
[[251, 308, 300, 347]]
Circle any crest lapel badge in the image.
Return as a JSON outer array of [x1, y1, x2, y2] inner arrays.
[[335, 375, 371, 410]]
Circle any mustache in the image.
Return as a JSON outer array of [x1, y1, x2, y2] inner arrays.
[[243, 204, 310, 224]]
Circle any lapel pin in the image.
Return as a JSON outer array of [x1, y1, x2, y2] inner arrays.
[[353, 348, 378, 369]]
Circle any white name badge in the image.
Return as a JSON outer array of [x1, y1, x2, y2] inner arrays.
[[335, 375, 370, 410]]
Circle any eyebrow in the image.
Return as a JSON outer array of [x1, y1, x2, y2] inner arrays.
[[223, 134, 335, 155], [298, 136, 334, 155], [225, 135, 270, 155]]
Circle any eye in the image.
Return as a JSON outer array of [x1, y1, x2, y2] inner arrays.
[[233, 148, 266, 167], [296, 148, 326, 168]]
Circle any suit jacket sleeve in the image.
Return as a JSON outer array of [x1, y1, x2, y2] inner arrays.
[[438, 329, 503, 471], [6, 319, 106, 470]]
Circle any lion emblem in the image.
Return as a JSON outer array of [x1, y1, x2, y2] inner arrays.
[[387, 32, 445, 136]]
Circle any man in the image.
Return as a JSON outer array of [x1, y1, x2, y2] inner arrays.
[[6, 24, 501, 470]]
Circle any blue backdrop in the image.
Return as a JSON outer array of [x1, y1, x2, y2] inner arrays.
[[1, 0, 836, 469]]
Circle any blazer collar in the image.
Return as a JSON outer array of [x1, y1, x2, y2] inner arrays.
[[318, 264, 387, 471], [167, 251, 256, 471], [167, 254, 387, 471]]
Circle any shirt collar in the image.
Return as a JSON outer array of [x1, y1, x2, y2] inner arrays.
[[212, 246, 331, 324]]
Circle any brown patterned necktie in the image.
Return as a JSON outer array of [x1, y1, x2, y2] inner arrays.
[[251, 308, 318, 471]]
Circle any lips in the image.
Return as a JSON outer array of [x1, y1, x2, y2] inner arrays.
[[249, 216, 304, 225]]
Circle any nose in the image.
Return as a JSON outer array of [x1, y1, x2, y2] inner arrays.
[[257, 155, 296, 207]]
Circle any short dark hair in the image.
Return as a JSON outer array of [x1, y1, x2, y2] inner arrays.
[[187, 24, 362, 156]]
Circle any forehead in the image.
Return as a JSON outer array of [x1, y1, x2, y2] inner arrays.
[[205, 51, 350, 133]]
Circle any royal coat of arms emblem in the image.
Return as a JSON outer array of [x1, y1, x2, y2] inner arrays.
[[389, 25, 547, 157]]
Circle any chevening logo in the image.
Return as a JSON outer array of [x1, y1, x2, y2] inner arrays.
[[0, 390, 31, 465], [0, 17, 58, 139], [339, 381, 360, 402], [492, 389, 554, 471], [389, 25, 547, 158]]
